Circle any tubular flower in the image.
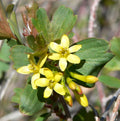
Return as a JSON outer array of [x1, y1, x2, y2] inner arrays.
[[17, 54, 47, 89], [70, 72, 98, 83], [36, 69, 65, 98], [74, 91, 88, 107], [64, 87, 73, 107], [48, 35, 82, 71]]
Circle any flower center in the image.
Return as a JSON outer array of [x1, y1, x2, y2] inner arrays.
[[49, 80, 55, 88], [28, 64, 39, 73], [59, 48, 69, 58]]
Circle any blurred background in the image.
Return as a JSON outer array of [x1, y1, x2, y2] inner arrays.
[[0, 0, 120, 121]]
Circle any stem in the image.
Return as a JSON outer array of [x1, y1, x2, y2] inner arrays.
[[88, 0, 101, 37], [110, 95, 120, 121], [59, 95, 72, 121], [100, 89, 120, 121], [89, 104, 99, 121], [96, 81, 105, 113]]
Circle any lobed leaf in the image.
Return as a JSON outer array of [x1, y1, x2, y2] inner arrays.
[[32, 8, 49, 42], [69, 38, 113, 76], [10, 45, 33, 69], [0, 40, 10, 78], [19, 84, 44, 115], [0, 61, 9, 78], [0, 40, 10, 62], [50, 6, 77, 41], [7, 39, 18, 47], [11, 88, 23, 103]]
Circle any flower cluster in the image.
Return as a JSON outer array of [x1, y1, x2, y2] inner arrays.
[[17, 35, 98, 107]]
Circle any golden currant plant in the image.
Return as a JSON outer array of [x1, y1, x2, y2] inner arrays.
[[0, 1, 115, 121]]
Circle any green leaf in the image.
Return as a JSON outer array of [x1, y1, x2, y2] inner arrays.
[[6, 4, 14, 18], [0, 40, 10, 78], [0, 40, 10, 62], [0, 61, 9, 78], [11, 88, 23, 103], [73, 107, 95, 121], [7, 39, 18, 47], [99, 75, 120, 88], [32, 8, 49, 42], [105, 56, 120, 71], [35, 113, 50, 121], [27, 35, 38, 50], [19, 84, 44, 115], [69, 38, 113, 76], [110, 37, 120, 57], [50, 6, 77, 40], [0, 61, 9, 71], [72, 79, 95, 88], [35, 117, 45, 121], [8, 11, 22, 43], [10, 45, 33, 69]]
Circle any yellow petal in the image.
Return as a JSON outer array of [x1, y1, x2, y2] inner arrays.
[[17, 64, 33, 74], [67, 54, 80, 64], [48, 53, 60, 60], [31, 79, 37, 89], [69, 45, 82, 53], [59, 58, 67, 71], [54, 83, 65, 95], [50, 42, 61, 52], [43, 68, 54, 79], [54, 72, 63, 82], [31, 73, 40, 89], [36, 78, 49, 87], [32, 73, 40, 82], [61, 35, 69, 48], [39, 54, 48, 68], [44, 87, 53, 98]]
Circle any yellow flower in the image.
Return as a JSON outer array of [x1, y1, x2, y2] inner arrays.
[[17, 54, 47, 89], [48, 35, 82, 71], [36, 69, 65, 98]]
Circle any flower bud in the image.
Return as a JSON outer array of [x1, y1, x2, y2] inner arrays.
[[64, 86, 73, 106], [74, 91, 88, 107], [67, 77, 76, 90], [70, 72, 98, 83], [64, 94, 73, 107], [75, 85, 83, 95], [85, 75, 98, 83]]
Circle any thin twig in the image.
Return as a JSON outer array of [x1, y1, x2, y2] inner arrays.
[[89, 105, 100, 121], [110, 95, 120, 121], [0, 110, 23, 121], [100, 89, 120, 121], [88, 0, 101, 37], [0, 71, 16, 101], [59, 95, 72, 121], [96, 81, 105, 113]]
